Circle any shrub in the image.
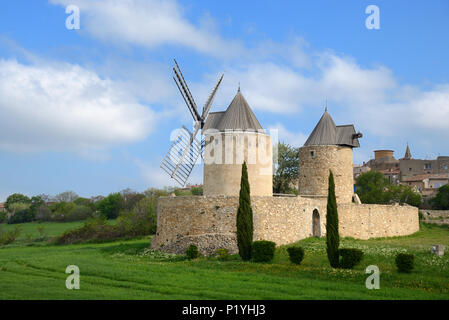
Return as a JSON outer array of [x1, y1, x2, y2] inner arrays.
[[0, 226, 21, 245], [65, 205, 93, 222], [36, 225, 47, 241], [54, 217, 122, 245], [190, 186, 203, 196], [8, 209, 34, 224], [186, 244, 199, 260], [96, 193, 123, 219], [339, 248, 364, 269], [395, 253, 414, 273], [215, 248, 230, 261], [251, 240, 276, 263], [287, 246, 305, 265], [237, 162, 254, 261], [0, 211, 7, 224], [116, 197, 157, 236], [35, 206, 52, 221]]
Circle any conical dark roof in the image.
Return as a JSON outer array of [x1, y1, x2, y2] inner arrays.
[[203, 89, 263, 132], [304, 108, 361, 148], [304, 109, 337, 146]]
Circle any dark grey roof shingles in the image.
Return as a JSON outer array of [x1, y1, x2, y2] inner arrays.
[[304, 110, 360, 148], [203, 91, 263, 132]]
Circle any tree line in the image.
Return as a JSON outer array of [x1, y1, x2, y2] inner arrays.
[[0, 186, 203, 225]]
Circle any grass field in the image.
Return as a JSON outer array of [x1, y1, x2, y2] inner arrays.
[[0, 222, 448, 299], [0, 220, 116, 245]]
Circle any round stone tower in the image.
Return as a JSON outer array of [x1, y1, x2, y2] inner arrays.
[[202, 89, 272, 196], [298, 109, 362, 204]]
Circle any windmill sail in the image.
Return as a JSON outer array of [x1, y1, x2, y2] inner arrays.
[[160, 126, 202, 187], [202, 73, 224, 121], [161, 60, 224, 186]]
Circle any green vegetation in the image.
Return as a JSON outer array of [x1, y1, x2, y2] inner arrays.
[[236, 162, 253, 261], [287, 246, 305, 265], [432, 184, 449, 209], [395, 253, 415, 273], [326, 170, 340, 268], [185, 244, 199, 260], [251, 240, 276, 263], [355, 171, 422, 207], [0, 220, 115, 245], [0, 226, 21, 245], [0, 223, 447, 299], [273, 142, 299, 194], [215, 248, 230, 261], [339, 248, 364, 269], [55, 208, 155, 245]]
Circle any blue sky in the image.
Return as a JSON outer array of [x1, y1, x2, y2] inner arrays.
[[1, 0, 448, 201]]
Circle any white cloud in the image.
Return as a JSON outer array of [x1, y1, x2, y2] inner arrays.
[[267, 123, 308, 147], [0, 59, 156, 154], [50, 0, 244, 58], [134, 157, 203, 188]]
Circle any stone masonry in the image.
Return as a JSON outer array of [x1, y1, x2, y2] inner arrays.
[[150, 195, 419, 255]]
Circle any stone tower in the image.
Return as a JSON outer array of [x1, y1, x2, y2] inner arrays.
[[202, 88, 272, 196], [298, 109, 362, 204]]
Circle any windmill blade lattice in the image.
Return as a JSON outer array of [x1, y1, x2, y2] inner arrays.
[[160, 59, 223, 186], [160, 126, 203, 187]]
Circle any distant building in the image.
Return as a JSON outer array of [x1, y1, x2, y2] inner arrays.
[[354, 144, 449, 195], [401, 173, 449, 197], [0, 202, 5, 212], [353, 164, 371, 183]]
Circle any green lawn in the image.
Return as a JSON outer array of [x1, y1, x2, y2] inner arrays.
[[0, 222, 448, 299], [0, 220, 116, 245]]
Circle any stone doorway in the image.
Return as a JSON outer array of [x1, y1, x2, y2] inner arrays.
[[312, 209, 321, 237]]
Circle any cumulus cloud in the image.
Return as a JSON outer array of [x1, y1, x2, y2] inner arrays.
[[50, 0, 244, 58], [0, 59, 155, 154], [196, 54, 449, 150], [267, 123, 308, 147]]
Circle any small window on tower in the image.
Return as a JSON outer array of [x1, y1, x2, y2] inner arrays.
[[311, 150, 315, 158]]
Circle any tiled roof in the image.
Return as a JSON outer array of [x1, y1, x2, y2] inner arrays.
[[402, 173, 449, 182]]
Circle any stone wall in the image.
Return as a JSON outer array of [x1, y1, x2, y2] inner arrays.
[[151, 195, 419, 255], [203, 132, 272, 197], [298, 145, 354, 204], [339, 203, 419, 239], [420, 210, 449, 219]]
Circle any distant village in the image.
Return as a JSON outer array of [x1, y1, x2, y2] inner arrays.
[[354, 144, 449, 200]]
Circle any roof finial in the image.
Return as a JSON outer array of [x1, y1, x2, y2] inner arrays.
[[238, 82, 240, 92], [325, 98, 328, 112]]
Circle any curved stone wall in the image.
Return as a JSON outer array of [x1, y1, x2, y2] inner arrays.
[[151, 195, 419, 255], [298, 145, 354, 204], [203, 132, 272, 196]]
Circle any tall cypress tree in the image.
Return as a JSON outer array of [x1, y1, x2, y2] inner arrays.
[[326, 170, 340, 268], [236, 161, 253, 261]]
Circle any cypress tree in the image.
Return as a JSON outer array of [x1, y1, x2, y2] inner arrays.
[[326, 170, 340, 268], [236, 161, 253, 261]]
